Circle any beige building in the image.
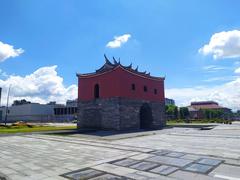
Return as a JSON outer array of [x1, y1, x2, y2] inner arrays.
[[187, 101, 231, 119]]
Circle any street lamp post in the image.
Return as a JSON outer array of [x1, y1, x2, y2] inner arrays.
[[5, 85, 11, 126]]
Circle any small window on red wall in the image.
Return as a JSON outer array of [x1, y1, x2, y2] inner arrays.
[[154, 89, 157, 94], [94, 84, 100, 99], [144, 86, 148, 92], [131, 84, 136, 90]]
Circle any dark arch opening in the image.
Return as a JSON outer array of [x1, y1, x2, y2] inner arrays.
[[94, 84, 100, 99], [139, 103, 153, 129]]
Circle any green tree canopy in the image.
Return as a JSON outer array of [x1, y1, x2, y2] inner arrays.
[[202, 109, 224, 119], [165, 105, 178, 119], [179, 107, 189, 119]]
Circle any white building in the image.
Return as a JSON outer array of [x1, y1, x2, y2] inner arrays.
[[0, 99, 78, 123], [0, 103, 55, 122]]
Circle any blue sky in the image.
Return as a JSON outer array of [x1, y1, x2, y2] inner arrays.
[[1, 1, 240, 110]]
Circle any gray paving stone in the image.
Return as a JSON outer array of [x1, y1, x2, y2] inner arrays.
[[24, 173, 49, 180], [197, 158, 222, 166], [209, 164, 240, 179], [0, 172, 9, 180], [150, 165, 178, 175], [129, 161, 159, 171], [44, 176, 67, 180], [151, 150, 170, 156], [126, 171, 174, 180], [146, 155, 193, 167], [90, 174, 127, 180], [224, 158, 240, 166], [1, 124, 240, 179], [184, 163, 213, 174], [113, 159, 139, 167], [130, 153, 154, 160], [170, 170, 223, 180], [93, 163, 137, 176], [180, 154, 203, 161], [165, 152, 185, 158], [6, 174, 29, 180], [63, 168, 104, 179], [0, 167, 18, 175]]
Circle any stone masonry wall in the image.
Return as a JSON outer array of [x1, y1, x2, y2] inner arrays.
[[118, 98, 165, 130], [77, 97, 165, 130]]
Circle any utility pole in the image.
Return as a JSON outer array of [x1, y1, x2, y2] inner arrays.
[[0, 87, 2, 107], [5, 85, 11, 125]]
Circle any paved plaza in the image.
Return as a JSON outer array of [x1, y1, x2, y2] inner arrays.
[[0, 123, 240, 180]]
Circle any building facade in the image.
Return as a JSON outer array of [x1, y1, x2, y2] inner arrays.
[[0, 103, 54, 122], [165, 98, 175, 106], [0, 99, 78, 123], [187, 101, 232, 119], [53, 100, 78, 121], [77, 55, 166, 130]]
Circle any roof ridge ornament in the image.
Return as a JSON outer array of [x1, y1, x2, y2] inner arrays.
[[135, 66, 138, 72], [124, 63, 132, 69], [104, 54, 112, 65], [113, 56, 118, 65], [88, 55, 164, 80], [138, 70, 147, 74]]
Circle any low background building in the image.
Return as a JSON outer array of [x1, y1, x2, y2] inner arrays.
[[187, 101, 232, 119], [53, 100, 78, 122], [231, 110, 240, 121], [165, 98, 175, 106], [0, 99, 77, 123]]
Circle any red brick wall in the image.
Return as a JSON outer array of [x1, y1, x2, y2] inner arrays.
[[78, 66, 165, 102]]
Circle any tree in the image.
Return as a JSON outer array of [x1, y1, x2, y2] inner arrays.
[[174, 106, 178, 119], [165, 105, 178, 119], [12, 99, 31, 106], [179, 107, 189, 119], [203, 109, 224, 119]]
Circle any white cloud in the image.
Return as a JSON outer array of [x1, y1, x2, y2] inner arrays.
[[203, 76, 237, 82], [0, 41, 24, 62], [199, 30, 240, 59], [106, 34, 131, 48], [166, 76, 240, 111], [234, 61, 240, 66], [234, 67, 240, 74], [0, 66, 77, 105], [0, 69, 8, 78], [202, 65, 227, 72]]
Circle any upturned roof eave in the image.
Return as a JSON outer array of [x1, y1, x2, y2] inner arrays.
[[77, 65, 164, 81]]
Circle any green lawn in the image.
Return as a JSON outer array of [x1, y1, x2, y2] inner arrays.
[[167, 119, 232, 125], [0, 125, 76, 134]]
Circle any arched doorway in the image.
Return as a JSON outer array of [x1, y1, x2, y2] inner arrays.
[[139, 103, 153, 129], [94, 84, 99, 99]]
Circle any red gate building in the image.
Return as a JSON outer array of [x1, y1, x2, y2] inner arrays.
[[77, 55, 166, 130]]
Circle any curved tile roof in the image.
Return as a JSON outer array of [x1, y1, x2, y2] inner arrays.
[[77, 54, 164, 80]]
